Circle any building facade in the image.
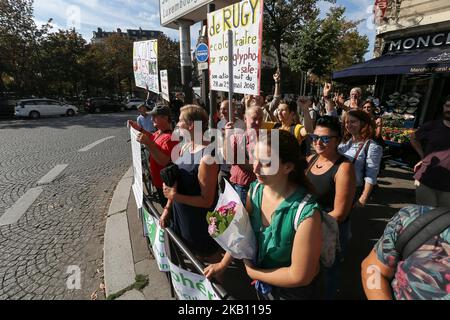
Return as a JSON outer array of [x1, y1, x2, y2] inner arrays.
[[91, 28, 162, 44], [332, 1, 450, 166], [371, 0, 450, 125], [374, 0, 450, 57]]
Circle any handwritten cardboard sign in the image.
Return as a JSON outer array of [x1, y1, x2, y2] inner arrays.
[[208, 0, 263, 95], [133, 40, 159, 93]]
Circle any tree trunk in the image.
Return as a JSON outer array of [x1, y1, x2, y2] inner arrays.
[[274, 39, 283, 92], [0, 72, 5, 96]]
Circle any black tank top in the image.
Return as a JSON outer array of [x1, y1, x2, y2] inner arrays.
[[306, 155, 348, 212], [172, 147, 220, 257]]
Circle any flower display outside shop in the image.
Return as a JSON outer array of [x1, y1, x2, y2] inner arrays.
[[383, 127, 415, 144]]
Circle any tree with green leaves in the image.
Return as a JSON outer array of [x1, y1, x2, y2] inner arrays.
[[0, 0, 52, 95], [80, 33, 181, 99], [79, 34, 133, 98], [288, 6, 369, 79], [38, 30, 87, 97], [263, 0, 335, 74], [157, 33, 181, 93], [1, 0, 182, 100]]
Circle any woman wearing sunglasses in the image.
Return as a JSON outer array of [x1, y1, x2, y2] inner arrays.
[[338, 109, 383, 208], [306, 116, 356, 299]]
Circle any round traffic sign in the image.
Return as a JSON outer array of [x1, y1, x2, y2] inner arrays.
[[196, 43, 209, 63]]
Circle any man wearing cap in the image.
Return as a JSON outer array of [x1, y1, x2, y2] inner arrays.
[[129, 104, 178, 206], [136, 104, 155, 133]]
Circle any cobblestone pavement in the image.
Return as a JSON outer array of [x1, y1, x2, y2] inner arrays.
[[0, 112, 137, 300]]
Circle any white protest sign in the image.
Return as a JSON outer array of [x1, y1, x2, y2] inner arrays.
[[130, 127, 143, 209], [160, 70, 170, 102], [133, 40, 159, 93], [208, 0, 263, 95], [143, 209, 170, 272], [168, 260, 220, 300]]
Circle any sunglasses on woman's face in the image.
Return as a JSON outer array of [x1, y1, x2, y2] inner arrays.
[[310, 134, 338, 144]]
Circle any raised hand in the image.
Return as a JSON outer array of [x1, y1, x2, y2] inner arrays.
[[323, 82, 332, 98], [273, 70, 281, 83], [128, 120, 142, 132]]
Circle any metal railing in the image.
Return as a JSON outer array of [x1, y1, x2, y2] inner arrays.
[[139, 152, 233, 300], [142, 196, 233, 300]]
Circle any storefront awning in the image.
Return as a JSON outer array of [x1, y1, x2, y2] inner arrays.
[[333, 47, 450, 83]]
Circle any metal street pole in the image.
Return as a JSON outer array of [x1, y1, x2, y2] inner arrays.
[[208, 3, 217, 129], [299, 70, 304, 97], [179, 20, 193, 104], [228, 30, 234, 124], [200, 22, 209, 114]]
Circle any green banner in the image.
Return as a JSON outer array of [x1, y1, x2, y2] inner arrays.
[[143, 208, 170, 272]]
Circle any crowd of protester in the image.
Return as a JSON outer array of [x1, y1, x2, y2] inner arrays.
[[127, 74, 450, 300]]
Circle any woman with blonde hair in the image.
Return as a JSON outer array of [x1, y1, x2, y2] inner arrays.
[[162, 105, 222, 262]]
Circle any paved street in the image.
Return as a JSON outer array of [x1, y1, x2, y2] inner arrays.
[[0, 112, 137, 300], [339, 164, 416, 299]]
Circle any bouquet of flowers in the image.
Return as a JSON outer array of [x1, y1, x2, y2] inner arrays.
[[206, 180, 256, 260], [207, 201, 238, 237]]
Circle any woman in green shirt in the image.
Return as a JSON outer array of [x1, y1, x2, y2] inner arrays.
[[204, 130, 323, 299]]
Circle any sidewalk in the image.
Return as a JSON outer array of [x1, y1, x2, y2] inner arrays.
[[103, 167, 173, 300], [338, 163, 416, 299]]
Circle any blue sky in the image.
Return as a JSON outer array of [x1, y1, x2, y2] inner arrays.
[[33, 0, 376, 60]]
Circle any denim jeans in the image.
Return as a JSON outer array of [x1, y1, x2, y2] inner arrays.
[[256, 273, 323, 300], [233, 184, 249, 207], [323, 218, 352, 300]]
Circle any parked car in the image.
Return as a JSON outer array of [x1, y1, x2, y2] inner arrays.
[[15, 99, 78, 119], [125, 98, 145, 110], [85, 97, 126, 113]]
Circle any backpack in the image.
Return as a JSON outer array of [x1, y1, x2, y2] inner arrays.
[[293, 194, 340, 268], [273, 123, 297, 138], [395, 207, 450, 260]]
